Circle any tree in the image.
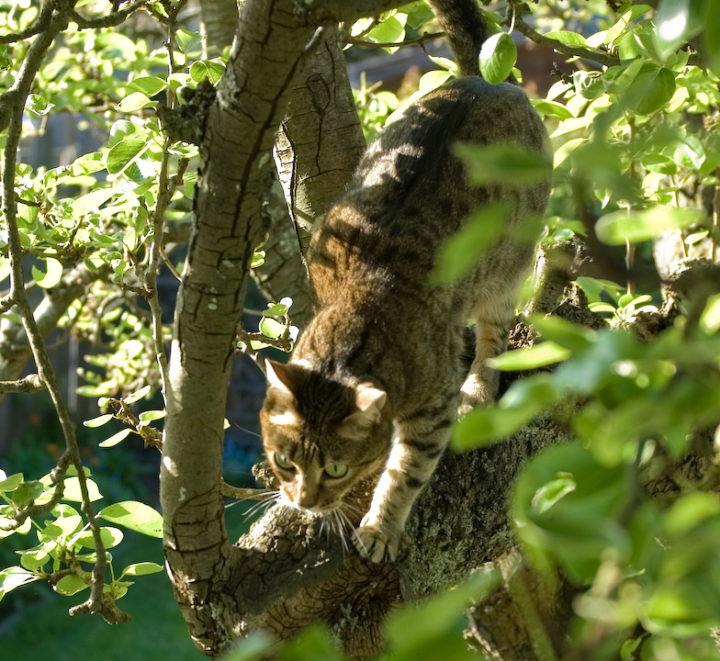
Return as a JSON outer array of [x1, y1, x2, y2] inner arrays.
[[2, 0, 720, 659]]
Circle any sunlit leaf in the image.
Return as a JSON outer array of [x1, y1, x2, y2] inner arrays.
[[32, 257, 63, 289], [55, 575, 89, 596], [489, 342, 571, 371], [595, 207, 703, 245], [62, 477, 103, 502], [479, 32, 516, 84], [98, 501, 163, 538]]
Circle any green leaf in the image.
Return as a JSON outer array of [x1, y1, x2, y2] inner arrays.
[[63, 477, 103, 502], [25, 94, 54, 116], [125, 384, 151, 404], [55, 575, 89, 596], [431, 203, 509, 285], [259, 317, 286, 340], [72, 188, 118, 215], [280, 625, 342, 661], [116, 92, 155, 113], [595, 207, 704, 245], [12, 481, 44, 507], [489, 342, 571, 371], [0, 256, 9, 284], [32, 257, 63, 289], [386, 570, 499, 653], [531, 98, 573, 120], [479, 32, 517, 84], [543, 31, 588, 47], [700, 294, 720, 334], [664, 493, 720, 536], [139, 409, 166, 423], [105, 139, 150, 175], [120, 562, 164, 577], [0, 567, 41, 601], [98, 501, 163, 538], [0, 473, 24, 492], [189, 61, 226, 85], [127, 76, 167, 97], [367, 16, 405, 46], [655, 0, 702, 58], [83, 414, 114, 429], [222, 633, 273, 661], [642, 154, 678, 175], [99, 428, 133, 448], [623, 64, 676, 114], [532, 475, 577, 514], [75, 526, 124, 549], [455, 142, 553, 186], [175, 29, 202, 53], [530, 315, 597, 352]]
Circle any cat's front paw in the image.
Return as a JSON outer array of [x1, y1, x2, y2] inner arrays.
[[353, 520, 400, 562]]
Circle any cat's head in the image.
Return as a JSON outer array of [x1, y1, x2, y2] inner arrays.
[[259, 360, 392, 513]]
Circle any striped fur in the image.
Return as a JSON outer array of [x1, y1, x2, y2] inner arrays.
[[259, 0, 550, 562]]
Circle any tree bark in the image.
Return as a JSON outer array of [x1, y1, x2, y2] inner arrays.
[[159, 0, 407, 655]]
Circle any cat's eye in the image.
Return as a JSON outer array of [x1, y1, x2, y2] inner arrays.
[[324, 463, 348, 478], [274, 453, 294, 471]]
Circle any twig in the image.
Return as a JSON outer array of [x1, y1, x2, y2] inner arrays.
[[0, 0, 59, 45], [510, 8, 620, 68], [67, 1, 147, 29], [0, 294, 15, 314], [347, 30, 444, 49], [0, 374, 46, 393], [141, 0, 188, 400], [0, 0, 121, 621], [712, 168, 719, 263]]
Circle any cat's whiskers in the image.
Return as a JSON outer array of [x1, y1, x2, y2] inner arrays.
[[331, 509, 350, 555], [241, 490, 282, 521]]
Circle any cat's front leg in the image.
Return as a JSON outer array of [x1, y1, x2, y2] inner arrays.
[[354, 410, 453, 562]]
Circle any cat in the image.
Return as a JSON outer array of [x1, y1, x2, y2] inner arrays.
[[259, 0, 551, 562]]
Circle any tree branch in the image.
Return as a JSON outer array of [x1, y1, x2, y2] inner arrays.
[[0, 0, 124, 622], [510, 7, 620, 68], [346, 30, 444, 49], [0, 374, 45, 393]]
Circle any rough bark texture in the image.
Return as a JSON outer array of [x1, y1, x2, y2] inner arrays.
[[199, 0, 238, 56], [258, 25, 368, 328], [160, 0, 407, 656]]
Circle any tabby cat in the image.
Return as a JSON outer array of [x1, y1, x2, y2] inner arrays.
[[260, 0, 551, 562]]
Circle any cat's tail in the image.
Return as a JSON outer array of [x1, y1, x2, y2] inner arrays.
[[427, 0, 491, 77]]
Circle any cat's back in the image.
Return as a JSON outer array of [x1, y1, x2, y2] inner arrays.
[[308, 77, 549, 295]]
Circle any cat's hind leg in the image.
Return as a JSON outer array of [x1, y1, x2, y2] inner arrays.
[[459, 294, 515, 414]]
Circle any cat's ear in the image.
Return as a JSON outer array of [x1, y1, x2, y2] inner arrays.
[[339, 383, 387, 437], [265, 360, 300, 398], [354, 383, 387, 414], [264, 361, 303, 426]]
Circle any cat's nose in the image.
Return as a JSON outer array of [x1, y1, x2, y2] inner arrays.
[[297, 484, 317, 508]]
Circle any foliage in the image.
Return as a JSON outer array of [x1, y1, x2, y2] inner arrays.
[[1, 0, 720, 659]]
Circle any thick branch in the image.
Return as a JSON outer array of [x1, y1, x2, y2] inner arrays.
[[161, 0, 323, 654]]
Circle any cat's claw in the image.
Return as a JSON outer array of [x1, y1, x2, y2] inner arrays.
[[353, 524, 399, 563]]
